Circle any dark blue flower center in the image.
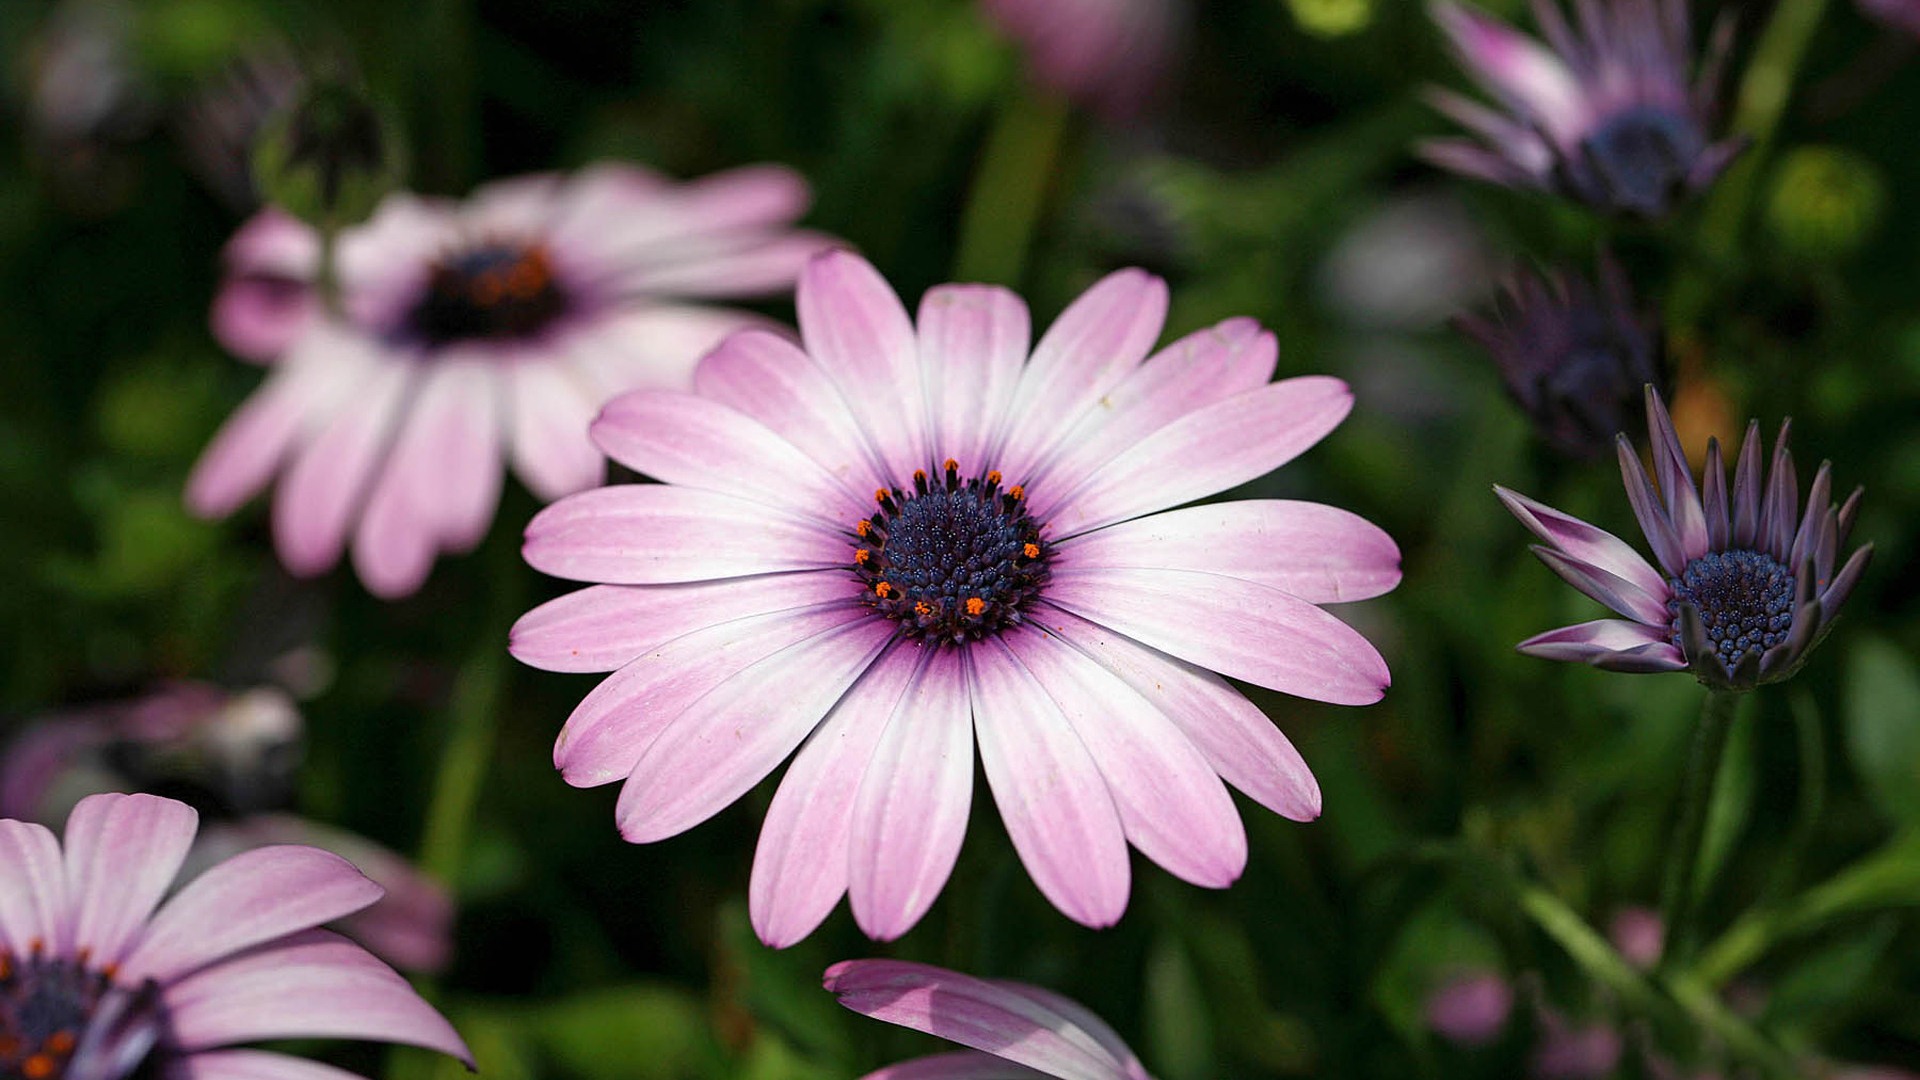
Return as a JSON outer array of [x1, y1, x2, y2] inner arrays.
[[1668, 550, 1796, 669], [407, 242, 568, 345], [1, 948, 165, 1080], [852, 461, 1051, 646], [1578, 105, 1707, 217]]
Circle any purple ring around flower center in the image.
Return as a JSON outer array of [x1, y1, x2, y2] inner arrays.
[[1666, 549, 1796, 670], [851, 460, 1052, 647]]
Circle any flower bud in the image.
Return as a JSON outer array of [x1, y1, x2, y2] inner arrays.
[[251, 75, 402, 229]]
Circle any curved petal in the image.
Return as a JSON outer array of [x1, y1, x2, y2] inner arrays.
[[749, 643, 921, 949], [166, 1049, 368, 1080], [991, 269, 1169, 484], [917, 285, 1030, 478], [1517, 619, 1686, 670], [553, 602, 867, 787], [591, 390, 866, 522], [1617, 435, 1686, 577], [970, 641, 1130, 929], [797, 251, 925, 488], [1005, 629, 1245, 889], [271, 354, 412, 579], [1528, 546, 1670, 626], [211, 275, 317, 364], [0, 819, 70, 955], [510, 572, 853, 674], [1044, 377, 1353, 539], [564, 304, 755, 397], [120, 847, 381, 985], [849, 648, 974, 941], [163, 929, 471, 1065], [860, 1051, 1046, 1080], [695, 329, 888, 497], [1494, 486, 1667, 602], [614, 618, 896, 843], [523, 484, 848, 584], [1057, 500, 1401, 605], [505, 359, 606, 502], [1044, 607, 1320, 822], [1045, 567, 1390, 706], [823, 960, 1135, 1080], [1645, 388, 1709, 561], [1432, 1, 1584, 141], [65, 793, 199, 968]]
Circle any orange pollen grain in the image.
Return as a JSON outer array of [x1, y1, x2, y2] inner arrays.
[[913, 469, 927, 482], [986, 471, 1002, 486], [44, 1033, 75, 1056], [855, 521, 872, 537], [943, 458, 958, 472], [24, 1055, 55, 1080], [914, 602, 933, 616], [1008, 485, 1025, 500], [874, 489, 890, 504], [875, 582, 892, 598], [965, 598, 987, 616], [854, 549, 870, 565], [1023, 543, 1040, 559]]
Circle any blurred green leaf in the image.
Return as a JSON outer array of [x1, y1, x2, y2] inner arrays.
[[1144, 933, 1214, 1080], [1843, 638, 1920, 826], [1761, 918, 1897, 1034]]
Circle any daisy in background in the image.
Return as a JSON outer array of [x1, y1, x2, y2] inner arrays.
[[0, 792, 470, 1080], [187, 162, 835, 598], [511, 250, 1399, 946], [1499, 387, 1870, 689], [978, 0, 1179, 120], [1424, 0, 1745, 218], [826, 959, 1153, 1080]]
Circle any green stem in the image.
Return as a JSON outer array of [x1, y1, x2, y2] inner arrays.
[[1659, 689, 1741, 973], [951, 92, 1069, 286], [419, 0, 479, 192]]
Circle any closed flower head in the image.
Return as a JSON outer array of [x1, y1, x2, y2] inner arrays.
[[512, 251, 1399, 946]]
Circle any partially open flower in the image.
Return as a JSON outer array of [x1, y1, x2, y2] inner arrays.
[[1454, 255, 1662, 460], [1423, 0, 1745, 218], [1499, 388, 1871, 691]]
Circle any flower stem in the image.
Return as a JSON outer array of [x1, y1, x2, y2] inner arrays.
[[1658, 688, 1741, 972], [952, 91, 1070, 287]]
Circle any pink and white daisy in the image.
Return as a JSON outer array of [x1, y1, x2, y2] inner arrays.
[[510, 250, 1399, 945], [187, 162, 835, 598], [0, 792, 470, 1080], [826, 959, 1151, 1080]]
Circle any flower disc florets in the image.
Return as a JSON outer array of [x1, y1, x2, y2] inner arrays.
[[408, 241, 568, 345], [0, 949, 162, 1080], [1668, 550, 1795, 671], [853, 461, 1051, 646]]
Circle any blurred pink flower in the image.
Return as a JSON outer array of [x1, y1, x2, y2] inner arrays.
[[1425, 972, 1514, 1046], [0, 792, 470, 1080], [1608, 906, 1665, 969], [188, 163, 835, 598], [1857, 0, 1920, 36], [1531, 1009, 1622, 1079], [826, 959, 1152, 1079], [512, 250, 1398, 945], [979, 0, 1178, 119]]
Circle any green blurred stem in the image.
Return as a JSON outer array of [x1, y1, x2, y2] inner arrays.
[[420, 0, 479, 191], [952, 92, 1069, 286], [1658, 689, 1740, 973]]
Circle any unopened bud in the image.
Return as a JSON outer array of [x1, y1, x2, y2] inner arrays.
[[252, 76, 401, 229]]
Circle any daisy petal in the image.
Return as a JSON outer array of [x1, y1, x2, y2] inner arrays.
[[859, 1051, 1046, 1080], [1646, 389, 1709, 560], [850, 648, 974, 941], [1529, 546, 1670, 625], [1516, 619, 1686, 669], [798, 251, 925, 488], [1432, 1, 1584, 140], [119, 846, 381, 984], [65, 793, 199, 968], [695, 329, 888, 497], [165, 1049, 368, 1080], [1006, 628, 1245, 889], [0, 819, 69, 955], [164, 929, 471, 1064], [1494, 486, 1667, 601], [506, 360, 605, 502], [565, 304, 757, 397], [918, 284, 1030, 478], [750, 643, 920, 949], [970, 641, 1130, 929], [523, 485, 848, 584], [1046, 377, 1354, 539], [1059, 499, 1401, 605], [272, 356, 411, 579], [1047, 567, 1390, 706], [615, 618, 896, 843]]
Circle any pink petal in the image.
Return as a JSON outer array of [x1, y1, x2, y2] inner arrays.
[[1432, 1, 1585, 141], [992, 984, 1151, 1080], [619, 233, 837, 298], [185, 330, 368, 519], [1042, 607, 1320, 821], [916, 284, 1030, 477], [1057, 499, 1400, 605], [553, 602, 868, 787], [824, 959, 1135, 1080], [1645, 388, 1710, 561], [63, 793, 199, 968], [522, 484, 848, 584], [591, 390, 866, 522], [849, 647, 974, 941], [1046, 566, 1390, 706], [1529, 546, 1671, 626], [566, 304, 759, 398], [1517, 619, 1686, 668], [352, 358, 503, 598], [615, 618, 896, 843], [211, 275, 317, 363], [1495, 486, 1667, 604], [797, 251, 926, 488], [0, 819, 70, 955], [1004, 628, 1245, 889], [859, 1051, 1045, 1080], [969, 640, 1130, 929], [222, 210, 318, 281], [1044, 376, 1354, 539], [749, 643, 921, 948], [166, 1049, 369, 1080], [695, 329, 889, 497], [557, 163, 813, 259], [504, 359, 606, 501], [162, 929, 471, 1064], [511, 572, 854, 674], [1024, 318, 1276, 518], [270, 353, 411, 579], [992, 269, 1169, 484], [119, 846, 382, 984], [463, 173, 564, 236]]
